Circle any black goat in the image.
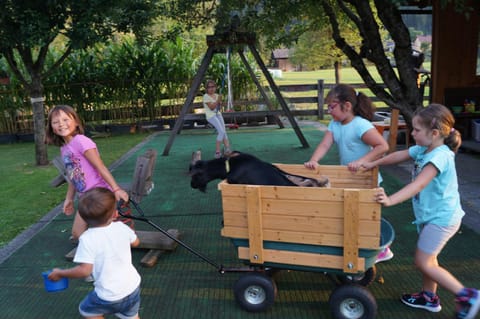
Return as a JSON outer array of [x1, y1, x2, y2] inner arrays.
[[189, 150, 329, 192]]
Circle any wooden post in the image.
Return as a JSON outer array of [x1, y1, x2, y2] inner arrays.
[[317, 80, 324, 120], [246, 186, 264, 264], [388, 109, 400, 153], [343, 189, 360, 273]]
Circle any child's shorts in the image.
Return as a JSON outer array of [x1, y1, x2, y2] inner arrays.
[[79, 286, 140, 319], [417, 223, 461, 255]]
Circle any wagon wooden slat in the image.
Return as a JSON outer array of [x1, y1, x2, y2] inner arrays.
[[219, 164, 382, 274]]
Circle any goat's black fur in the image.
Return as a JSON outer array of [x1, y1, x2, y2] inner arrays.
[[189, 151, 328, 192]]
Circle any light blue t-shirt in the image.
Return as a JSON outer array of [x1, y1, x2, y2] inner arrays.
[[409, 144, 464, 227], [328, 116, 383, 184]]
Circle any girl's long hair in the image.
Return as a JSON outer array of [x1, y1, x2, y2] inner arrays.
[[326, 84, 375, 121]]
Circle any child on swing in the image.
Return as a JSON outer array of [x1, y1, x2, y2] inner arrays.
[[363, 103, 479, 319], [45, 105, 129, 241], [203, 79, 231, 158]]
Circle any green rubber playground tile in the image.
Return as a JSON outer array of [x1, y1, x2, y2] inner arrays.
[[0, 125, 478, 319]]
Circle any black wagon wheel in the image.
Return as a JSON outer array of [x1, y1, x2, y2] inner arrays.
[[336, 266, 377, 287], [233, 272, 277, 312], [329, 284, 377, 319]]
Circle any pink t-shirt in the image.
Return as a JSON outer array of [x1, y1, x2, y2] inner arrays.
[[61, 134, 110, 195]]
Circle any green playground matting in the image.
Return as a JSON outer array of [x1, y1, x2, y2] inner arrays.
[[1, 124, 479, 319]]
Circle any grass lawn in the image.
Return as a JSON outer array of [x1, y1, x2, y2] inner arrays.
[[274, 62, 431, 85], [0, 133, 150, 247]]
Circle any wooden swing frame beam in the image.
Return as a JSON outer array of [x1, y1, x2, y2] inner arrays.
[[162, 31, 309, 156]]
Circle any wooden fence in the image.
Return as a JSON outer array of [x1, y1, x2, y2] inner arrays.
[[182, 80, 394, 127], [1, 80, 427, 137]]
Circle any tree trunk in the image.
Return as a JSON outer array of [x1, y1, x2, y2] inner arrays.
[[28, 78, 48, 166], [334, 61, 341, 84], [322, 0, 422, 129]]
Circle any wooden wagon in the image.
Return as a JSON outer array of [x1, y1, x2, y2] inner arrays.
[[218, 164, 394, 319]]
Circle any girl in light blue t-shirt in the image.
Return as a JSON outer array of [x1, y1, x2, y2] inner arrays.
[[364, 103, 478, 319], [304, 84, 391, 262]]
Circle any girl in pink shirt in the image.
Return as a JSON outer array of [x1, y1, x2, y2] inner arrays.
[[45, 105, 129, 240]]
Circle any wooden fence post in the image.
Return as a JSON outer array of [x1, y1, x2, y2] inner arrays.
[[317, 79, 324, 120]]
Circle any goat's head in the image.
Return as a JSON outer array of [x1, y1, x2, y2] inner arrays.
[[189, 160, 211, 192]]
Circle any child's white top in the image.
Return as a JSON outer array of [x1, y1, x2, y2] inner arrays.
[[203, 93, 220, 119], [74, 222, 141, 301]]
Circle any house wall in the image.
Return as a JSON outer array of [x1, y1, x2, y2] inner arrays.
[[431, 0, 480, 104]]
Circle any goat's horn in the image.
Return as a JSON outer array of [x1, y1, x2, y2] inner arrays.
[[191, 149, 202, 165]]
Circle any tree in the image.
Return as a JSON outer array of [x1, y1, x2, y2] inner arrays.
[[0, 0, 157, 165], [166, 0, 471, 128]]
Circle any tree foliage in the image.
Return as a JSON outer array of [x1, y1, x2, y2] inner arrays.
[[165, 0, 473, 128], [0, 0, 157, 165]]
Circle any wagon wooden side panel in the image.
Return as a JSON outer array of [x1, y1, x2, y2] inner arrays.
[[219, 165, 382, 274]]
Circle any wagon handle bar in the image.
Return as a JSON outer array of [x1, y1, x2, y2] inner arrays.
[[117, 199, 225, 273]]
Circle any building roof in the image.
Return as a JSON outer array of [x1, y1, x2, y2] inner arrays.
[[272, 48, 293, 59]]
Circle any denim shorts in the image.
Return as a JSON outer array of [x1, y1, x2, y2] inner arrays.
[[417, 223, 461, 255], [79, 286, 140, 319]]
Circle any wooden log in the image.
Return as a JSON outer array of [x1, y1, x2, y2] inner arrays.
[[140, 249, 166, 268], [136, 229, 181, 250], [129, 149, 157, 203], [50, 156, 68, 187], [65, 229, 181, 262], [65, 247, 77, 261]]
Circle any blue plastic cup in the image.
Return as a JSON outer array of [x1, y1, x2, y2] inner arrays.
[[42, 270, 68, 292]]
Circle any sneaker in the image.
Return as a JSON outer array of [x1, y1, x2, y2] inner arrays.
[[400, 291, 442, 312], [375, 247, 394, 263], [224, 147, 232, 155], [214, 151, 222, 159], [455, 288, 480, 319]]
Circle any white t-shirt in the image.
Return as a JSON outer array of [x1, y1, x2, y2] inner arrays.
[[203, 93, 220, 119], [74, 222, 141, 301]]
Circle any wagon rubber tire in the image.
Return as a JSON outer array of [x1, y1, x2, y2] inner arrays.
[[336, 266, 377, 287], [233, 272, 277, 312], [329, 284, 377, 319]]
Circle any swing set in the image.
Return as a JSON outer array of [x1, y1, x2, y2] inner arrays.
[[162, 31, 309, 156]]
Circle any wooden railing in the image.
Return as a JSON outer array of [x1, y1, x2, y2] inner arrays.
[[183, 80, 395, 125]]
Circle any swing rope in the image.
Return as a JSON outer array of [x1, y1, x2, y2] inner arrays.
[[225, 46, 233, 112], [218, 46, 238, 129]]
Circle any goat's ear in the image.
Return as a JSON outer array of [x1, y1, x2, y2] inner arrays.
[[225, 150, 239, 158]]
